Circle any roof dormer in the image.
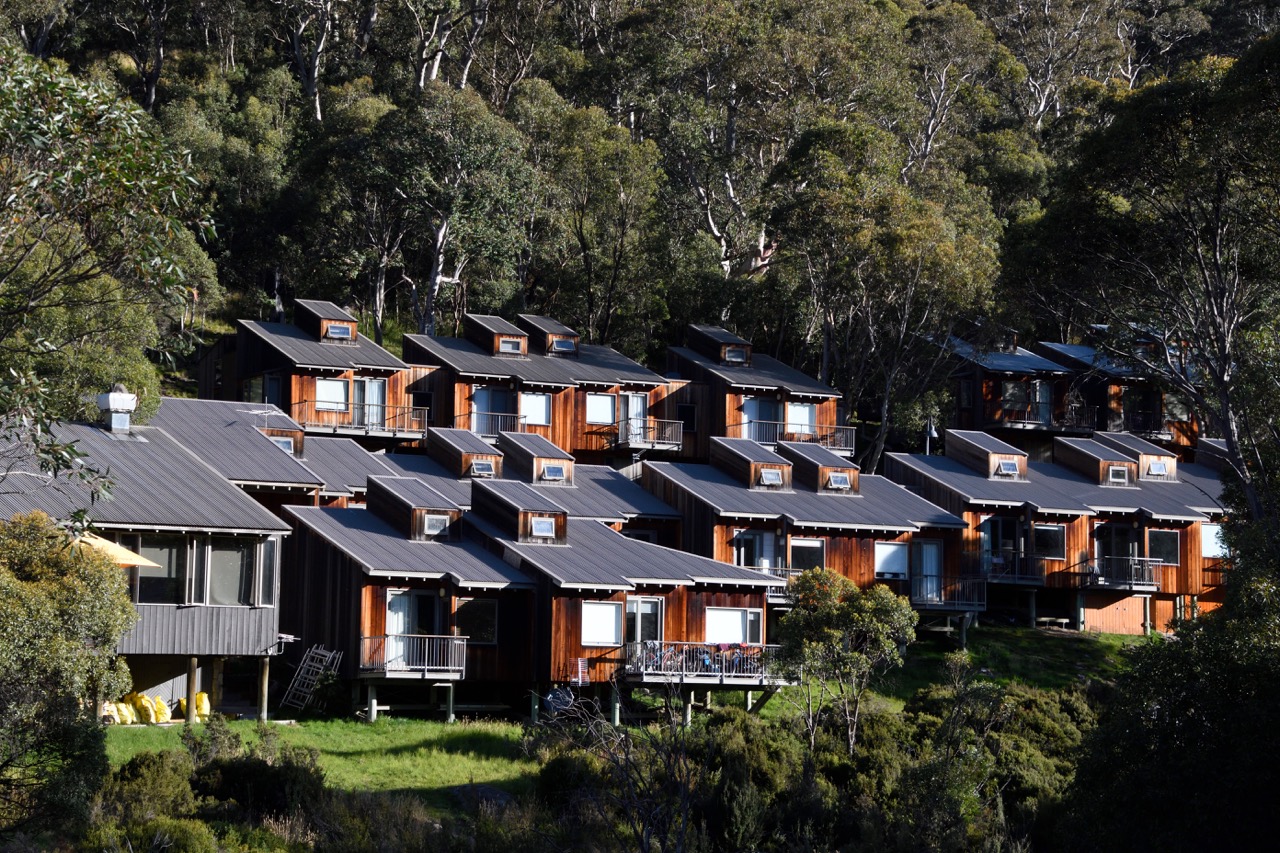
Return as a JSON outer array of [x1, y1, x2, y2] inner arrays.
[[426, 427, 504, 480], [295, 299, 358, 344], [776, 440, 860, 494], [710, 437, 791, 491], [464, 313, 528, 357], [471, 478, 569, 545], [1054, 437, 1138, 487], [366, 476, 462, 540], [945, 430, 1028, 481], [496, 431, 574, 485], [687, 324, 752, 367], [516, 314, 580, 357], [1092, 431, 1178, 481]]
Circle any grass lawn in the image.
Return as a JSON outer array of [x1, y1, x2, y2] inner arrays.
[[106, 717, 537, 810]]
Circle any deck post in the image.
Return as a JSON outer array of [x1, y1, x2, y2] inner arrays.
[[257, 657, 270, 722], [186, 656, 198, 724], [445, 683, 456, 724], [682, 691, 693, 727], [610, 685, 621, 727], [1142, 595, 1152, 636], [744, 690, 754, 712], [367, 683, 378, 722], [530, 689, 539, 724], [1028, 589, 1037, 627]]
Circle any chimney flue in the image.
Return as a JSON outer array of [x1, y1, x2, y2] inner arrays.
[[97, 383, 137, 433]]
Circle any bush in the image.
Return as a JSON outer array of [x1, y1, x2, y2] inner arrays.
[[96, 750, 196, 826]]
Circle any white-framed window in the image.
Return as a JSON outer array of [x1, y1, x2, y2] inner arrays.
[[758, 468, 784, 487], [269, 436, 295, 454], [723, 345, 748, 364], [705, 607, 763, 645], [995, 460, 1020, 478], [585, 393, 616, 425], [1148, 530, 1180, 566], [530, 517, 557, 538], [827, 471, 852, 490], [315, 378, 348, 412], [786, 402, 817, 435], [1032, 524, 1066, 560], [790, 538, 825, 572], [582, 600, 623, 646], [874, 541, 909, 579], [626, 597, 663, 643], [419, 513, 451, 539], [520, 392, 552, 426], [206, 537, 255, 606], [540, 463, 567, 481], [498, 337, 522, 354], [1107, 465, 1129, 485], [456, 598, 498, 644], [1148, 460, 1169, 477], [1201, 523, 1228, 558], [259, 537, 278, 607], [470, 460, 495, 477], [550, 338, 577, 355], [733, 529, 775, 568]]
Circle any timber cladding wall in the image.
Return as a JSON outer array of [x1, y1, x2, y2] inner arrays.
[[1082, 593, 1148, 635]]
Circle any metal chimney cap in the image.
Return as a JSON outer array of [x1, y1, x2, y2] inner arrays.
[[97, 386, 137, 413]]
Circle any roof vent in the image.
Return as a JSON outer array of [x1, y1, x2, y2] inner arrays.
[[97, 383, 137, 434]]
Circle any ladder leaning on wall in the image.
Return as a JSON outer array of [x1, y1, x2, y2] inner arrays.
[[280, 645, 343, 711]]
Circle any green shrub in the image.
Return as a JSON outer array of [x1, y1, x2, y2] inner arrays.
[[96, 749, 196, 825]]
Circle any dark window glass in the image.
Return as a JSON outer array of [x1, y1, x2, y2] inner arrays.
[[208, 538, 253, 606], [138, 535, 184, 604], [456, 598, 498, 644]]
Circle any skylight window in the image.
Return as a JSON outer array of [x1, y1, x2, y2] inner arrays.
[[723, 346, 748, 364], [470, 460, 495, 477], [420, 514, 450, 538], [758, 468, 783, 487], [1108, 465, 1129, 485], [270, 436, 294, 454], [995, 460, 1020, 477], [541, 464, 567, 481], [531, 517, 556, 538], [550, 338, 577, 354], [498, 337, 522, 354], [1148, 460, 1168, 477], [324, 324, 352, 340], [827, 472, 852, 490]]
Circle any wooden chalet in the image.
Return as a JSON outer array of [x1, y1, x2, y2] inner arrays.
[[1036, 341, 1198, 449], [0, 391, 292, 721], [666, 325, 853, 458], [641, 437, 978, 626], [884, 429, 1226, 635], [402, 314, 682, 463], [943, 335, 1089, 458], [198, 299, 434, 447]]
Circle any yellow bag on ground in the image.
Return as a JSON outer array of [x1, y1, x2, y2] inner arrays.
[[195, 691, 210, 722], [101, 701, 120, 724], [132, 693, 156, 724], [178, 696, 187, 718], [117, 698, 137, 725], [153, 696, 172, 723]]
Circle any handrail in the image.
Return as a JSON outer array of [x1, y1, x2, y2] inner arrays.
[[911, 575, 987, 609], [984, 402, 1096, 430], [624, 640, 782, 680], [968, 549, 1047, 584], [461, 411, 525, 437], [734, 420, 856, 451], [360, 634, 467, 674], [616, 416, 683, 448], [292, 401, 429, 433], [1073, 556, 1161, 588]]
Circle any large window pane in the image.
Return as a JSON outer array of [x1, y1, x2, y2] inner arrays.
[[1032, 524, 1066, 560], [874, 541, 908, 578], [520, 392, 552, 426], [1201, 523, 1227, 558], [315, 378, 348, 411], [1149, 530, 1180, 566], [585, 393, 616, 425], [582, 601, 622, 645], [706, 607, 763, 644], [207, 538, 253, 606], [260, 538, 278, 606], [137, 535, 184, 604], [456, 598, 498, 644], [626, 598, 662, 643], [790, 539, 825, 572]]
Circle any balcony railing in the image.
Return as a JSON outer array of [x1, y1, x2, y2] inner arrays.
[[984, 402, 1096, 432], [292, 401, 429, 436], [1122, 410, 1168, 435], [624, 641, 786, 684], [737, 421, 856, 453], [762, 566, 805, 599], [910, 576, 987, 610], [359, 634, 467, 679], [1077, 557, 1161, 591], [1203, 562, 1230, 586], [462, 411, 525, 438], [969, 549, 1047, 585], [616, 417, 683, 450]]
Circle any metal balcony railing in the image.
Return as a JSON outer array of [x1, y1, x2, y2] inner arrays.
[[984, 402, 1096, 431], [762, 566, 805, 598], [1122, 410, 1167, 434], [969, 549, 1047, 585], [463, 411, 525, 438], [616, 417, 683, 450], [910, 576, 988, 610], [737, 421, 856, 452], [1076, 557, 1161, 591], [359, 634, 467, 677], [624, 641, 785, 683], [292, 401, 429, 435]]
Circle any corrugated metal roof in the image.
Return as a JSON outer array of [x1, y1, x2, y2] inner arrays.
[[566, 344, 666, 386], [1057, 437, 1131, 463], [1094, 431, 1175, 459], [688, 324, 750, 346], [286, 505, 532, 587], [431, 427, 502, 456], [298, 436, 397, 494], [368, 475, 460, 510], [947, 430, 1027, 456], [149, 398, 323, 489], [668, 346, 839, 398], [777, 440, 858, 469], [498, 431, 574, 460], [473, 478, 569, 514], [468, 314, 527, 336], [295, 299, 357, 322], [404, 334, 574, 386], [0, 421, 290, 532], [517, 314, 577, 336], [378, 452, 473, 507], [646, 461, 964, 531], [240, 320, 408, 371], [473, 515, 782, 590], [1037, 342, 1135, 378], [713, 437, 790, 465], [945, 337, 1072, 375], [884, 453, 1093, 514]]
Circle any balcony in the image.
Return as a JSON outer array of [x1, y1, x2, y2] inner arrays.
[[623, 641, 788, 686], [1077, 557, 1161, 592], [1203, 562, 1230, 586], [738, 421, 856, 454], [762, 566, 804, 600], [292, 402, 429, 437], [984, 402, 1096, 433], [462, 411, 525, 439], [910, 576, 987, 611], [972, 550, 1047, 586], [1122, 410, 1172, 438], [616, 417, 683, 451], [359, 634, 467, 679]]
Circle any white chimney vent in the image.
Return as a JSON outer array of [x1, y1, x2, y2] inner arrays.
[[97, 384, 137, 433]]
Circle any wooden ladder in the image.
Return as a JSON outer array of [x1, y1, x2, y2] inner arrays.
[[280, 645, 343, 711]]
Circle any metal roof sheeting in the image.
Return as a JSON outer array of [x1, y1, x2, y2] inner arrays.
[[468, 314, 527, 336], [149, 398, 323, 489], [777, 440, 858, 469], [298, 436, 397, 494], [295, 299, 357, 322], [240, 320, 409, 371], [498, 431, 575, 461], [945, 337, 1071, 375], [668, 346, 839, 398], [517, 314, 577, 336], [368, 475, 460, 510], [431, 427, 503, 456], [713, 437, 790, 465]]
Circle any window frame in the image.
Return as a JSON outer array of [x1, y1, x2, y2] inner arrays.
[[581, 600, 624, 647], [585, 392, 617, 425], [498, 337, 523, 354], [314, 377, 349, 412], [530, 516, 557, 539], [705, 607, 763, 645], [455, 597, 498, 645], [826, 471, 851, 490], [625, 596, 663, 644], [1148, 529, 1181, 566], [758, 468, 783, 487], [1201, 523, 1228, 559], [874, 540, 909, 579], [1032, 524, 1067, 560], [520, 391, 552, 427], [790, 538, 826, 572], [1107, 465, 1130, 485]]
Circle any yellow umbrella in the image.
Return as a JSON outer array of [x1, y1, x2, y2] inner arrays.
[[78, 532, 161, 568]]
